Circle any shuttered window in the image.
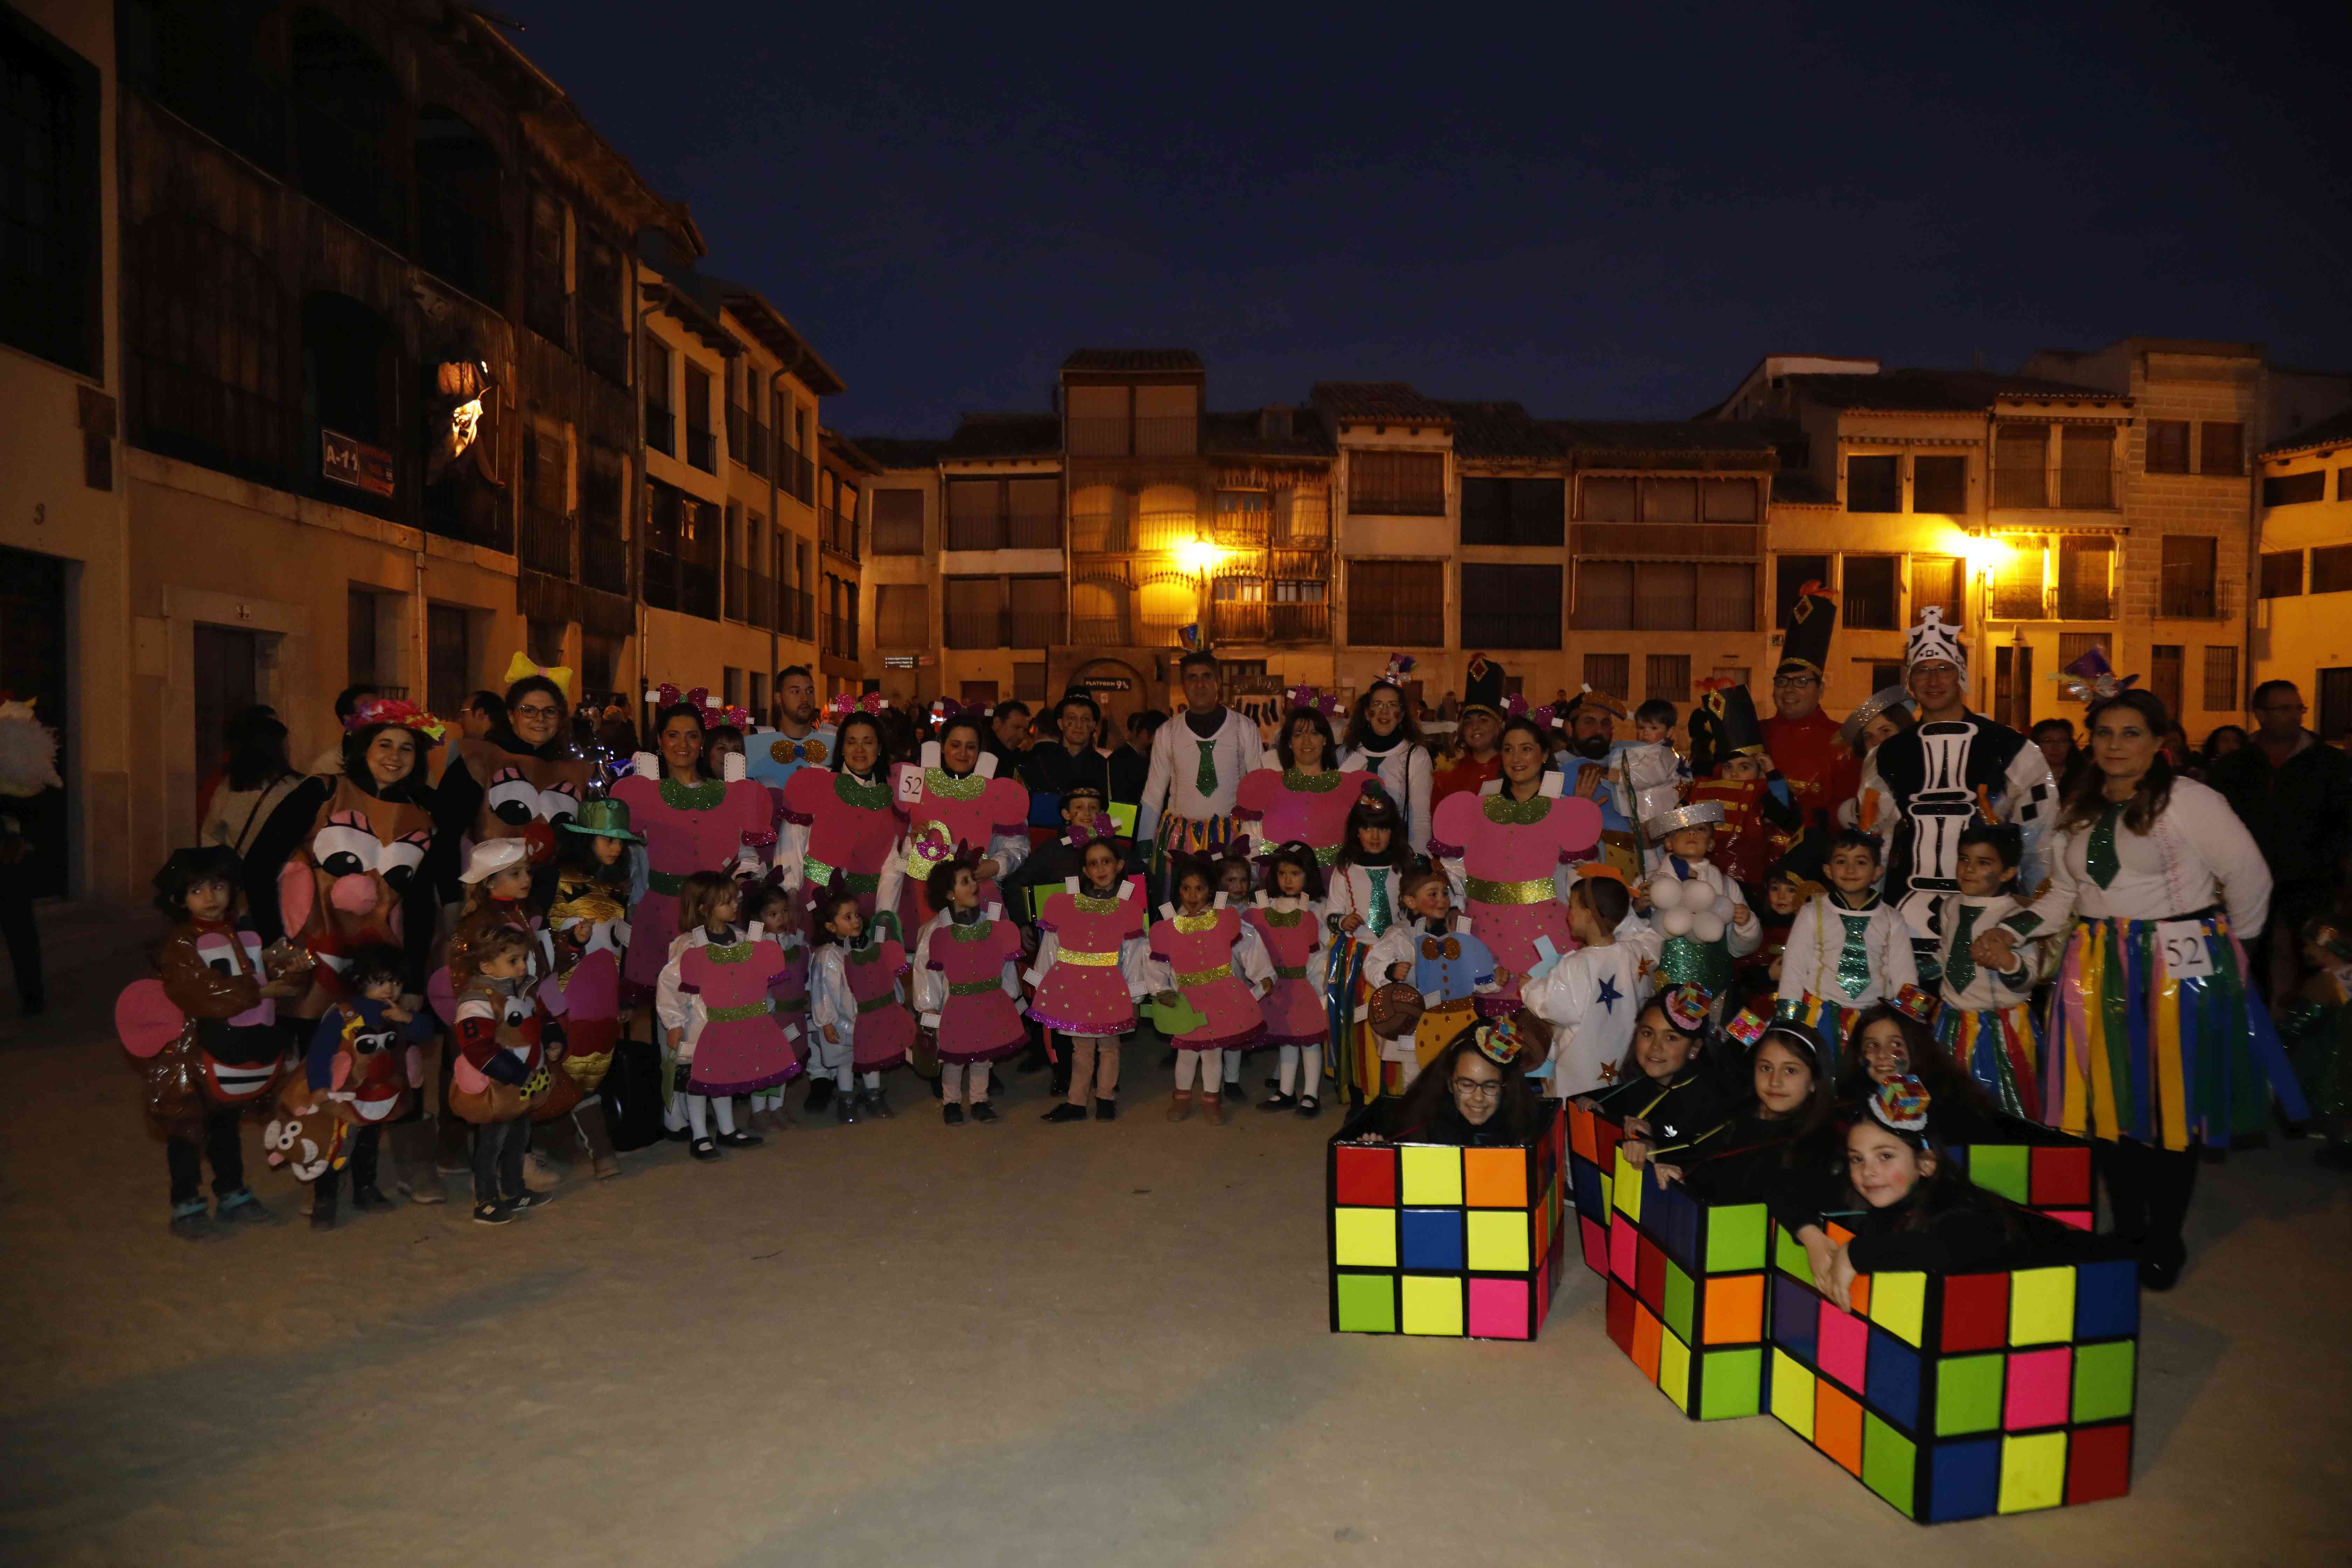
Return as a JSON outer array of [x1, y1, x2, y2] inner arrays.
[[1993, 425, 2048, 508], [1349, 452, 1446, 517], [1346, 559, 1444, 645], [2059, 426, 2115, 508], [2198, 422, 2244, 476], [876, 584, 927, 646], [1460, 563, 1562, 648], [2260, 551, 2304, 598], [1912, 456, 1968, 514], [2146, 420, 2190, 474]]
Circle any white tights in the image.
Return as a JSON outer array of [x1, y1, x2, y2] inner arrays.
[[1172, 1048, 1226, 1092], [685, 1093, 736, 1138], [833, 1065, 882, 1092], [1277, 1043, 1326, 1098], [940, 1062, 992, 1105]]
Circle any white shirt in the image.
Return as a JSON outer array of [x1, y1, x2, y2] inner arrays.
[[807, 941, 864, 1071], [1340, 735, 1433, 854], [1138, 707, 1264, 841], [2008, 777, 2274, 939], [1934, 892, 2038, 1011], [1521, 916, 1664, 1095], [1777, 895, 1918, 1009]]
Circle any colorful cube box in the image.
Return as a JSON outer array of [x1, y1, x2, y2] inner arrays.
[[1329, 1100, 1569, 1339], [1602, 1146, 1773, 1420], [1766, 1222, 2138, 1521], [1949, 1133, 2097, 1231], [1566, 1102, 1624, 1279]]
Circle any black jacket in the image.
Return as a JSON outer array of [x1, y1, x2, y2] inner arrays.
[[2203, 730, 2352, 894]]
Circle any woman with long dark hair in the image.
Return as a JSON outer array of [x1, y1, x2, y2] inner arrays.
[[424, 672, 598, 906], [199, 707, 301, 855], [610, 698, 772, 1000], [1340, 677, 1433, 855], [1970, 687, 2305, 1288], [1235, 693, 1375, 879]]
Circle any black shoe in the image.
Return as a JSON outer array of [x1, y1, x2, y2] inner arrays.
[[1042, 1102, 1089, 1123], [310, 1191, 338, 1231], [690, 1137, 721, 1161], [805, 1077, 835, 1113], [970, 1101, 1000, 1123], [943, 1104, 966, 1126], [351, 1185, 393, 1213], [837, 1093, 860, 1126], [1264, 1075, 1282, 1092], [666, 1126, 692, 1142], [1094, 1098, 1117, 1121], [1017, 1045, 1049, 1074], [504, 1191, 541, 1213], [2137, 1239, 2186, 1292], [472, 1200, 515, 1226], [1296, 1096, 1322, 1119], [1223, 1082, 1246, 1102], [715, 1130, 764, 1148], [929, 1076, 944, 1100], [1259, 1091, 1298, 1112]]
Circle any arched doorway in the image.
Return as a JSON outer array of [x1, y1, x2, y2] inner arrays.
[[1068, 658, 1150, 733]]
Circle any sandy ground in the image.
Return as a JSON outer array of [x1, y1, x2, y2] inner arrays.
[[1, 918, 2347, 1567]]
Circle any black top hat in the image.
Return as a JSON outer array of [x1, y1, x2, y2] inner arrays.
[[1691, 679, 1766, 774], [1777, 581, 1837, 679], [1462, 653, 1506, 718]]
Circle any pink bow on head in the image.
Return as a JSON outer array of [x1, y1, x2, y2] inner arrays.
[[859, 693, 889, 715], [685, 686, 711, 711], [1503, 693, 1530, 717], [655, 682, 683, 708], [719, 705, 750, 730], [826, 694, 858, 720]]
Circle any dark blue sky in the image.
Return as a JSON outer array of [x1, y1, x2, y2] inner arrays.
[[502, 0, 2352, 438]]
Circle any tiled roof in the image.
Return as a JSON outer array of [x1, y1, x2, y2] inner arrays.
[[849, 436, 946, 470], [1547, 419, 1780, 457], [941, 412, 1062, 461], [1785, 369, 2124, 413], [1441, 401, 1569, 461], [1310, 382, 1454, 425], [1200, 410, 1336, 459], [2264, 405, 2352, 459], [1060, 349, 1204, 373]]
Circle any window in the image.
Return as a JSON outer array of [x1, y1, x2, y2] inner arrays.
[[414, 106, 503, 304], [1634, 562, 1696, 630], [1702, 479, 1759, 522], [1845, 454, 1900, 513], [121, 0, 286, 174], [426, 603, 476, 722], [1134, 383, 1197, 457], [1006, 575, 1063, 646], [942, 575, 1063, 648], [946, 477, 1062, 550], [1643, 478, 1698, 524], [1912, 555, 1964, 625], [2149, 645, 2183, 723], [2199, 422, 2245, 476], [1583, 653, 1629, 699], [127, 217, 288, 482], [2261, 550, 2305, 598], [1645, 654, 1690, 703], [1580, 477, 1637, 521], [871, 489, 924, 554], [1912, 455, 1968, 514], [1346, 559, 1444, 646], [1697, 564, 1756, 630], [1014, 662, 1047, 704], [645, 340, 673, 456], [524, 186, 567, 344], [2343, 469, 2352, 501], [2312, 545, 2352, 595], [1987, 537, 2045, 619], [0, 10, 99, 375], [528, 618, 566, 671], [1349, 452, 1446, 517], [1066, 384, 1127, 456], [1459, 477, 1564, 546], [1857, 658, 1903, 694], [2146, 419, 2190, 474], [1833, 556, 1896, 630], [683, 365, 715, 472], [2056, 536, 2115, 620], [1993, 424, 2049, 508], [302, 292, 395, 506], [2160, 535, 2217, 618], [1460, 563, 1561, 649], [579, 232, 625, 384], [2058, 426, 2115, 509], [290, 9, 403, 245], [876, 584, 927, 646], [2203, 646, 2238, 713], [2264, 471, 2326, 506], [1774, 555, 1831, 629]]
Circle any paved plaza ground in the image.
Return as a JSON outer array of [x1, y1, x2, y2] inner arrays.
[[1, 925, 2345, 1566]]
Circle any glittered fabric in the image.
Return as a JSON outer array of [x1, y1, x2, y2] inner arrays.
[[924, 767, 986, 802], [658, 776, 729, 813], [947, 978, 1003, 996], [1192, 740, 1217, 796], [1482, 792, 1552, 827], [2087, 802, 2123, 889], [1465, 873, 1553, 905], [1834, 910, 1875, 999], [1365, 867, 1393, 934], [1944, 902, 1982, 993], [1175, 962, 1236, 987], [705, 1000, 773, 1023], [833, 772, 891, 812]]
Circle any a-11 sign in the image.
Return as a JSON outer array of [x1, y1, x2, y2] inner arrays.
[[322, 428, 396, 497]]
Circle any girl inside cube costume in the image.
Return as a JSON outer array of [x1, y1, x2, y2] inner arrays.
[[1385, 1009, 1552, 1148], [1029, 833, 1154, 1122], [611, 697, 774, 1001], [1323, 791, 1418, 1104], [1588, 985, 1733, 1166], [912, 852, 1028, 1124], [1147, 855, 1275, 1125], [1233, 692, 1375, 876], [655, 870, 799, 1160], [1642, 1014, 1834, 1204], [1244, 841, 1330, 1116], [743, 877, 811, 1129]]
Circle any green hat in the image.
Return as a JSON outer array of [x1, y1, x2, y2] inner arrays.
[[563, 797, 644, 843]]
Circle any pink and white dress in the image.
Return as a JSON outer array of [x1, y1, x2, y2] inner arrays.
[[677, 934, 801, 1096], [781, 766, 900, 918], [1028, 882, 1150, 1037], [612, 768, 772, 995], [840, 936, 914, 1071], [1245, 895, 1327, 1046], [890, 754, 1031, 933], [1431, 776, 1604, 1015], [915, 910, 1028, 1064], [1234, 762, 1374, 872], [1147, 903, 1273, 1052]]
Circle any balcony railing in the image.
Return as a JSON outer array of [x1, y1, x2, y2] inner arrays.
[[421, 490, 513, 554], [519, 503, 573, 577], [647, 407, 674, 457], [643, 549, 720, 621], [822, 612, 859, 660], [1267, 601, 1331, 643], [821, 506, 859, 560], [784, 449, 816, 505], [746, 420, 770, 479], [582, 530, 629, 595], [725, 564, 781, 627], [1985, 584, 2118, 621], [582, 314, 628, 386], [2159, 579, 2232, 620], [684, 422, 717, 473], [1065, 415, 1197, 457], [726, 404, 746, 467], [782, 587, 815, 641]]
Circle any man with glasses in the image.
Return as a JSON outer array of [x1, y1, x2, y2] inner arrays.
[[1759, 581, 1858, 833], [2205, 679, 2352, 1000]]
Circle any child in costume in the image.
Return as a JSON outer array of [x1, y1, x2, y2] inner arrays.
[[124, 847, 306, 1239], [447, 924, 558, 1225], [1147, 856, 1275, 1125], [1685, 680, 1802, 897], [1247, 841, 1330, 1116], [1643, 1015, 1834, 1203], [300, 945, 434, 1229], [1001, 784, 1142, 1096], [1607, 698, 1689, 830], [1323, 791, 1415, 1103], [656, 870, 796, 1160], [1640, 802, 1760, 1007], [1837, 996, 2013, 1146], [746, 878, 810, 1129], [1028, 834, 1153, 1122], [1776, 828, 1916, 1049], [1930, 823, 2045, 1120], [807, 891, 912, 1125], [913, 854, 1028, 1125], [1588, 985, 1732, 1163], [1211, 850, 1268, 1103], [1520, 865, 1662, 1097], [1364, 869, 1500, 1093]]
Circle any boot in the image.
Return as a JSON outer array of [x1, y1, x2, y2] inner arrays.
[[574, 1104, 622, 1179], [863, 1085, 895, 1120], [805, 1076, 836, 1114], [1199, 1087, 1225, 1126], [1166, 1090, 1194, 1123], [837, 1087, 861, 1125], [388, 1120, 446, 1204], [310, 1176, 339, 1231]]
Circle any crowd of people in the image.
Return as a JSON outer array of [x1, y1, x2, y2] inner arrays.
[[127, 591, 2343, 1296]]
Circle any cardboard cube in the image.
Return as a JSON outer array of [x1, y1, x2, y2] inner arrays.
[[1602, 1146, 1773, 1420], [1951, 1133, 2096, 1231], [1329, 1100, 1568, 1339], [1566, 1102, 1624, 1279], [1766, 1222, 2138, 1521]]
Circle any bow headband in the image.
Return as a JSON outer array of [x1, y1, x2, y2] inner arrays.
[[646, 683, 712, 713], [1284, 683, 1345, 719], [503, 651, 574, 701]]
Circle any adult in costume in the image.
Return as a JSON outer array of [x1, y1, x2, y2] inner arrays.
[[1137, 649, 1262, 889], [1339, 657, 1434, 854], [890, 710, 1031, 932], [781, 702, 900, 918], [1553, 686, 1640, 879], [1234, 688, 1373, 873], [1863, 608, 2055, 975], [745, 663, 836, 816], [1758, 582, 1860, 832], [610, 697, 773, 998], [1432, 714, 1604, 1016], [1430, 656, 1508, 810], [1971, 686, 2305, 1289], [424, 658, 595, 906]]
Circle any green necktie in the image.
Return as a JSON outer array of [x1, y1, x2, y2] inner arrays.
[[1945, 902, 1980, 992], [2087, 802, 2123, 889], [1366, 868, 1392, 935], [1196, 739, 1218, 796]]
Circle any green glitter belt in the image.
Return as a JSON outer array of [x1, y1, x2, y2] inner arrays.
[[803, 856, 880, 892], [648, 869, 687, 896], [947, 978, 1003, 997], [1274, 964, 1309, 979], [857, 993, 898, 1015], [1176, 962, 1235, 987], [705, 1000, 772, 1023], [1465, 873, 1554, 905]]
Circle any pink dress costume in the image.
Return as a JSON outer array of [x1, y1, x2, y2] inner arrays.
[[1234, 761, 1376, 873], [846, 933, 915, 1071], [612, 763, 772, 996], [762, 924, 811, 1064], [1432, 775, 1604, 1016], [1148, 904, 1268, 1052], [781, 765, 900, 919], [915, 908, 1029, 1064], [1245, 895, 1328, 1046], [675, 932, 801, 1096], [890, 750, 1031, 934], [1028, 881, 1150, 1036]]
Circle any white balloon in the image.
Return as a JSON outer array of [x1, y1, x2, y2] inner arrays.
[[1710, 894, 1735, 923], [1691, 910, 1727, 944], [1649, 876, 1685, 911], [1660, 906, 1694, 937]]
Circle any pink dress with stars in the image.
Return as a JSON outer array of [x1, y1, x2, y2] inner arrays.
[[1149, 906, 1265, 1052], [1029, 888, 1148, 1036], [925, 914, 1027, 1064], [1234, 764, 1375, 872], [1431, 784, 1604, 1015], [612, 772, 772, 995], [783, 766, 899, 918]]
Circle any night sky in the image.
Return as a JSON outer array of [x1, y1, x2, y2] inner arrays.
[[498, 0, 2352, 438]]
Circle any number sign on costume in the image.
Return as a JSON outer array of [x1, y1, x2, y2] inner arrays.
[[2155, 922, 2215, 982]]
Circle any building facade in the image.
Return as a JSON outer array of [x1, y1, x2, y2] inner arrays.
[[2254, 408, 2352, 738]]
